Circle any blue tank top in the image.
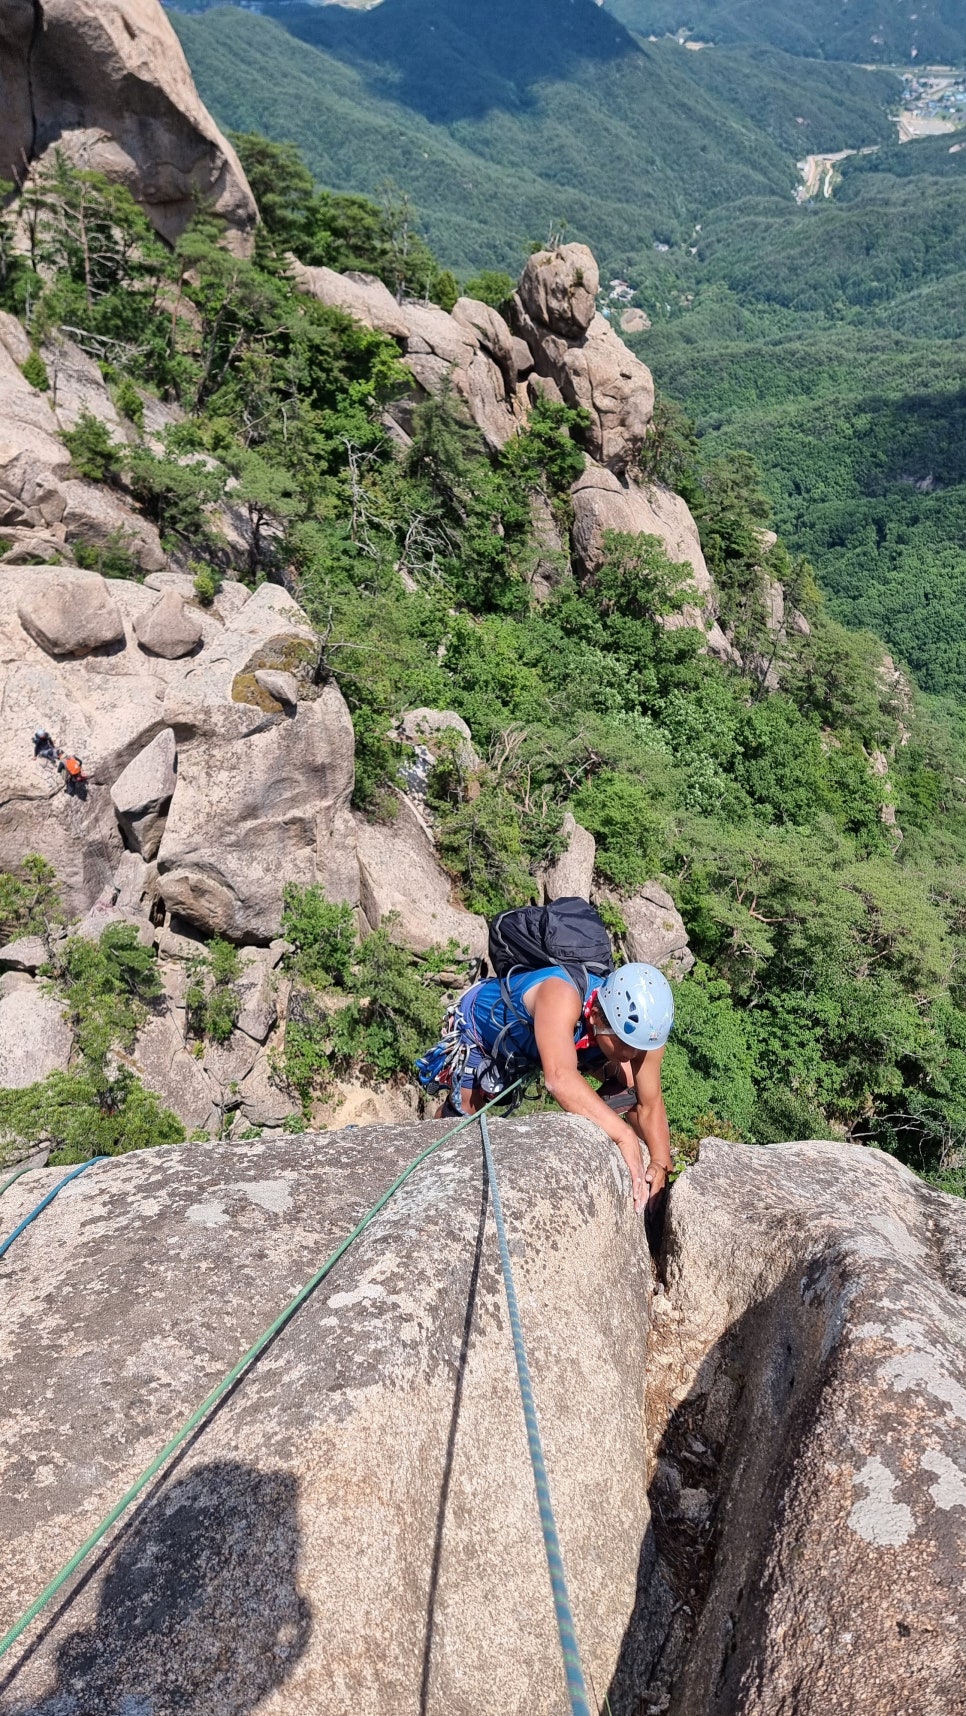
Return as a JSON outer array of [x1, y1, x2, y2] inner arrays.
[[466, 966, 602, 1069]]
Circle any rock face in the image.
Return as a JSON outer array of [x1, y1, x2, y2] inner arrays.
[[0, 567, 355, 933], [0, 1117, 651, 1714], [616, 1138, 966, 1716], [2, 1127, 963, 1715], [355, 794, 486, 956], [0, 0, 257, 250], [158, 680, 357, 943], [0, 983, 72, 1088]]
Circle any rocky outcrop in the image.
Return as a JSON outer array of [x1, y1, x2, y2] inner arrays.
[[543, 812, 596, 903], [617, 1138, 966, 1716], [0, 0, 257, 250], [571, 462, 738, 663], [597, 881, 694, 977], [512, 244, 654, 474], [0, 1117, 650, 1714], [0, 566, 358, 934], [110, 727, 177, 861], [355, 793, 486, 956], [290, 263, 527, 451]]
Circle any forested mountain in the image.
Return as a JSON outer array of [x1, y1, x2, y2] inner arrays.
[[171, 2, 898, 272], [606, 0, 966, 63], [636, 134, 966, 697]]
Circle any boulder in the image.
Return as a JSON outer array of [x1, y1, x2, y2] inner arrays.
[[617, 1138, 966, 1716], [0, 0, 257, 250], [0, 984, 72, 1088], [0, 936, 49, 973], [254, 669, 299, 709], [0, 1117, 650, 1713], [517, 243, 600, 339], [543, 813, 596, 903], [354, 794, 486, 956], [157, 683, 357, 943], [600, 881, 694, 977], [17, 569, 125, 657], [134, 589, 204, 659], [619, 307, 651, 335], [398, 708, 479, 770], [110, 728, 178, 861]]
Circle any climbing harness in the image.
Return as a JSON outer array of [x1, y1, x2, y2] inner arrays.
[[0, 1157, 109, 1261], [0, 1094, 592, 1715], [479, 1113, 592, 1716]]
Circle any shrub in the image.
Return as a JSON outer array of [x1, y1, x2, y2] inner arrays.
[[185, 938, 246, 1043], [61, 411, 121, 482], [281, 888, 356, 988], [0, 1066, 185, 1165], [572, 772, 664, 892], [21, 349, 49, 392], [192, 562, 223, 606], [73, 529, 140, 580], [0, 855, 63, 943], [52, 923, 165, 1072], [114, 376, 144, 432]]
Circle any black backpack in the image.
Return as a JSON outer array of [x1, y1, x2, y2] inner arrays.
[[488, 897, 615, 998]]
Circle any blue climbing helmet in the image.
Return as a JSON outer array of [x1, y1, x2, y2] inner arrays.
[[595, 963, 674, 1051]]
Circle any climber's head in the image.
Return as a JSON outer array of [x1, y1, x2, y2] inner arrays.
[[592, 963, 674, 1053]]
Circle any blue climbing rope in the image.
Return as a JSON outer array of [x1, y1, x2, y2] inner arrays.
[[478, 1113, 592, 1716], [0, 1157, 110, 1261]]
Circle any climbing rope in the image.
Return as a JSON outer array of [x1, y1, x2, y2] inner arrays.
[[0, 1157, 110, 1262], [0, 1163, 38, 1202], [479, 1113, 593, 1716], [0, 1087, 521, 1665]]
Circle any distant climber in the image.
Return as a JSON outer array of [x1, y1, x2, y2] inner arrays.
[[417, 898, 675, 1213], [33, 732, 89, 794], [57, 751, 88, 795]]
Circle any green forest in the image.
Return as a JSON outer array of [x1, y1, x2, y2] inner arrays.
[[605, 0, 966, 63], [171, 2, 899, 271], [3, 136, 966, 1198]]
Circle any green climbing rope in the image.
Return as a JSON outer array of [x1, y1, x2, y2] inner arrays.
[[0, 1086, 521, 1665], [0, 1164, 36, 1201]]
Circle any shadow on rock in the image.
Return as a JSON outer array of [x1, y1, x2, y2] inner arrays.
[[6, 1461, 311, 1715]]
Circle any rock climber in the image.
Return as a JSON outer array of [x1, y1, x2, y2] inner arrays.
[[420, 952, 675, 1216], [32, 728, 57, 762], [56, 750, 88, 795]]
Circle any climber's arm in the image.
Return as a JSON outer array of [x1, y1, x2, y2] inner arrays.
[[532, 979, 649, 1212]]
